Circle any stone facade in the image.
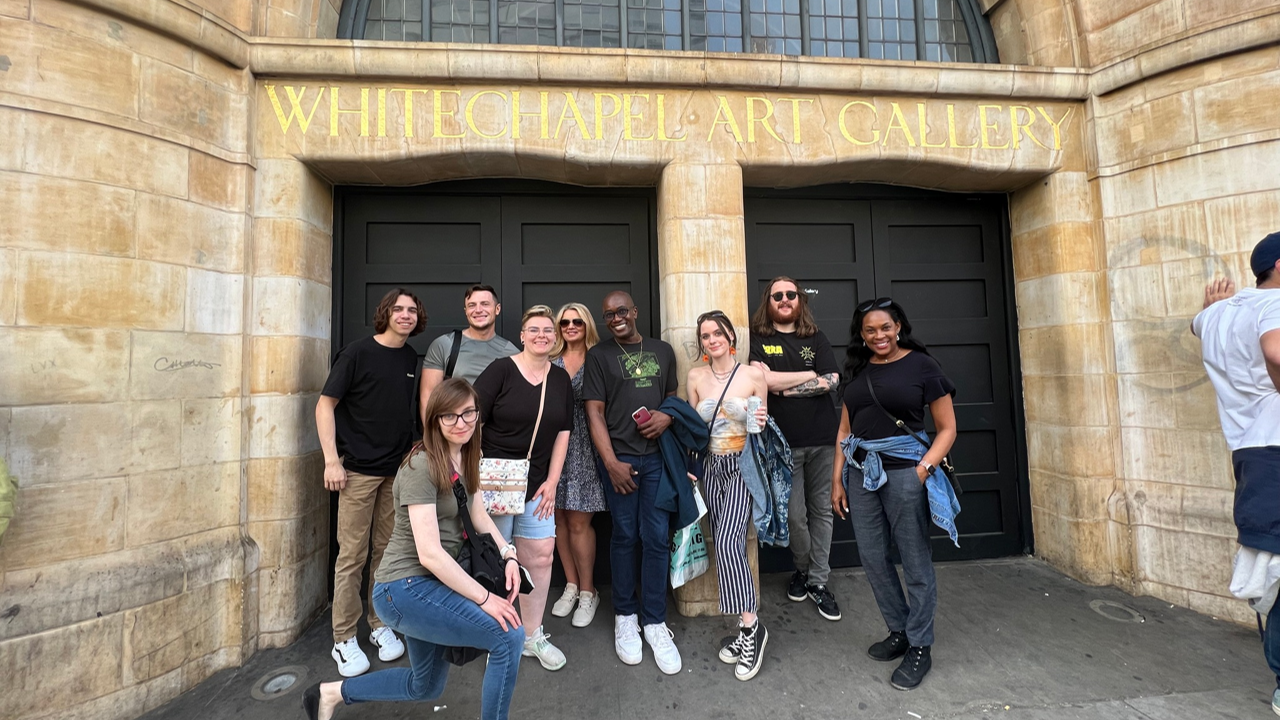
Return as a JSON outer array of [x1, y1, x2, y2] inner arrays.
[[2, 1, 1278, 718]]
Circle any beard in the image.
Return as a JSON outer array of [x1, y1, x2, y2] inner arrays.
[[768, 303, 797, 325]]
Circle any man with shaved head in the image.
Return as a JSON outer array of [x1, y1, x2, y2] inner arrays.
[[583, 291, 683, 674]]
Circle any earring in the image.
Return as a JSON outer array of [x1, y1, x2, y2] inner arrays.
[[896, 334, 901, 342], [702, 354, 709, 363], [730, 347, 737, 355]]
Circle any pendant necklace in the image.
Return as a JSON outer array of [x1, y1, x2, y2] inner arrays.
[[711, 362, 737, 383], [616, 338, 644, 377]]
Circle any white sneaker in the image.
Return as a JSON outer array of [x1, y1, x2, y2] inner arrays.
[[643, 622, 682, 675], [614, 614, 642, 665], [331, 637, 370, 677], [571, 591, 598, 628], [551, 583, 579, 618], [369, 626, 405, 662], [522, 626, 567, 671]]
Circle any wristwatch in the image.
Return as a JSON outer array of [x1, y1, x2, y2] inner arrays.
[[499, 543, 517, 560], [920, 462, 936, 475]]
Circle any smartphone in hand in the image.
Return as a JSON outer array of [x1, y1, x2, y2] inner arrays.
[[631, 406, 652, 425]]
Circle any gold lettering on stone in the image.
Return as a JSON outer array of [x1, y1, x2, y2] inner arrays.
[[1009, 105, 1046, 149], [946, 103, 978, 149], [512, 90, 550, 140], [882, 102, 916, 147], [1037, 106, 1072, 152], [978, 104, 1007, 150], [917, 103, 947, 149], [466, 90, 508, 139], [839, 100, 878, 145], [708, 95, 744, 142], [433, 89, 466, 139], [594, 92, 622, 140], [330, 87, 370, 137], [746, 97, 783, 143], [656, 94, 687, 142], [555, 92, 592, 140], [267, 85, 324, 134], [623, 93, 653, 141], [777, 97, 813, 144]]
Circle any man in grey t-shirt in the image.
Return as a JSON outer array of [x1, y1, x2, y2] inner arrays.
[[419, 284, 518, 424]]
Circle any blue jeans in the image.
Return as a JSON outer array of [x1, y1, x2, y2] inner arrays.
[[600, 452, 670, 626], [846, 465, 938, 647], [341, 576, 525, 720]]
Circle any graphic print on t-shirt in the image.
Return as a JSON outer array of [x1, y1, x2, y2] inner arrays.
[[616, 351, 662, 388]]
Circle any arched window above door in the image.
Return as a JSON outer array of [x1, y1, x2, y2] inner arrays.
[[338, 0, 999, 62]]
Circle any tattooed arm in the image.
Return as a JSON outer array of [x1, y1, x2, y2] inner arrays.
[[781, 372, 840, 397]]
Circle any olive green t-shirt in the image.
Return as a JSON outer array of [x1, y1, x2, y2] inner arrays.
[[374, 450, 468, 584]]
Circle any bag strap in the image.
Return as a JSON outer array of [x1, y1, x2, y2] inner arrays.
[[864, 372, 934, 452], [452, 476, 479, 541], [707, 364, 739, 433], [444, 329, 463, 379], [526, 364, 549, 460]]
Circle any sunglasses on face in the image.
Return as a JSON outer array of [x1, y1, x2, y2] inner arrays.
[[857, 297, 894, 313], [559, 318, 585, 328], [771, 291, 799, 302], [602, 307, 633, 322]]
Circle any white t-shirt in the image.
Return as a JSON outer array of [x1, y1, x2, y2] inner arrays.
[[1192, 287, 1280, 450]]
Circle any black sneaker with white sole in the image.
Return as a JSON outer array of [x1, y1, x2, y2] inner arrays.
[[735, 622, 767, 681], [718, 630, 746, 664], [890, 645, 932, 690], [787, 570, 809, 602], [807, 584, 841, 621]]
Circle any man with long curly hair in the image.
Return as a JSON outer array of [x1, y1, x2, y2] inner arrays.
[[316, 288, 427, 677]]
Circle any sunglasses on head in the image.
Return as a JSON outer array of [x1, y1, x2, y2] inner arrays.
[[559, 318, 585, 328], [771, 290, 799, 302], [857, 297, 894, 313]]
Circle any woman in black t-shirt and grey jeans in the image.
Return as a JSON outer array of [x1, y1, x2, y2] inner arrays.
[[830, 298, 957, 692]]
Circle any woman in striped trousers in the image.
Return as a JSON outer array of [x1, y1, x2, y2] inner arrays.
[[686, 310, 771, 681]]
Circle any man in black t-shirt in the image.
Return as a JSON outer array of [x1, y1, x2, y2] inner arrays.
[[582, 291, 683, 675], [749, 276, 843, 622], [316, 288, 425, 677]]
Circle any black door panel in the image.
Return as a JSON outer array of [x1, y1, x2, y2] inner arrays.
[[747, 189, 1026, 569]]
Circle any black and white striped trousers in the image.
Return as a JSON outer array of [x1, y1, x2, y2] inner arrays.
[[702, 452, 757, 615]]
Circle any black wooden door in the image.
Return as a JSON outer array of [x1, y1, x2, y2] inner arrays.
[[746, 189, 1026, 568], [335, 183, 657, 588]]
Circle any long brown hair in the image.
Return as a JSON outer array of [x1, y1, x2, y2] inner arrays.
[[403, 378, 481, 494], [749, 276, 819, 338], [373, 288, 428, 336]]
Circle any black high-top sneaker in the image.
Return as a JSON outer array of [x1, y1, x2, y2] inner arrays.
[[734, 621, 768, 682], [867, 631, 909, 661], [890, 645, 932, 690], [718, 624, 748, 664], [787, 570, 809, 602]]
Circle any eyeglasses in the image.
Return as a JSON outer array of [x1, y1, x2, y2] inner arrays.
[[559, 318, 585, 328], [602, 307, 633, 322], [438, 408, 479, 426], [857, 297, 894, 313], [771, 291, 799, 302], [523, 327, 556, 336]]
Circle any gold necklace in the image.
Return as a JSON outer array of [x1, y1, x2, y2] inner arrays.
[[616, 338, 644, 377], [710, 362, 737, 382]]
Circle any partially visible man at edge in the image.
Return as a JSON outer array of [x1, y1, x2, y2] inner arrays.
[[1193, 233, 1280, 715], [316, 288, 426, 676], [420, 284, 519, 423], [582, 291, 684, 675], [748, 276, 844, 622]]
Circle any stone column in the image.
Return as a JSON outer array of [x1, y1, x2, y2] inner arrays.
[[655, 161, 761, 616]]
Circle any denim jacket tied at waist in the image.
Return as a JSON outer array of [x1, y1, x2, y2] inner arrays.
[[840, 434, 961, 547]]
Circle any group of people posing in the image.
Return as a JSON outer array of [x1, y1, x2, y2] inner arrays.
[[304, 278, 960, 720]]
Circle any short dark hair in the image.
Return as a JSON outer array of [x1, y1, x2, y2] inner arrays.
[[373, 288, 427, 336], [1259, 266, 1276, 287], [464, 284, 498, 303]]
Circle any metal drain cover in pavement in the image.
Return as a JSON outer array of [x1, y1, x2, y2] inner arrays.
[[250, 665, 310, 701], [1089, 599, 1146, 623]]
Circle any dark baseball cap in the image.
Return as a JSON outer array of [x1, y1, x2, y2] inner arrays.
[[1253, 232, 1280, 278]]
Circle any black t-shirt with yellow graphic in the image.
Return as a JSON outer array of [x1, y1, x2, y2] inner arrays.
[[583, 337, 678, 457], [749, 329, 840, 447]]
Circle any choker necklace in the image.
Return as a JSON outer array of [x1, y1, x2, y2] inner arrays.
[[616, 338, 644, 377], [710, 362, 737, 382]]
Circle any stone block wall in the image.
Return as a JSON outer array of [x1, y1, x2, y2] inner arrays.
[[0, 1, 260, 718], [1089, 43, 1280, 623]]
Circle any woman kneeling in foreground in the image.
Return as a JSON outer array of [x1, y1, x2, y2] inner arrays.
[[304, 378, 525, 720]]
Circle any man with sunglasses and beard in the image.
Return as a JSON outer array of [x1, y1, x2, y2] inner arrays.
[[748, 277, 843, 622]]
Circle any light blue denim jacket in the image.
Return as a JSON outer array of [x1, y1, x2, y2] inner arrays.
[[840, 434, 961, 547], [737, 417, 792, 547]]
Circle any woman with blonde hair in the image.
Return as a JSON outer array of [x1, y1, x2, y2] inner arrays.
[[547, 302, 607, 627], [474, 305, 575, 670], [303, 378, 524, 720]]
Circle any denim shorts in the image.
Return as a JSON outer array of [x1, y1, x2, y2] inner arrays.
[[492, 494, 556, 541]]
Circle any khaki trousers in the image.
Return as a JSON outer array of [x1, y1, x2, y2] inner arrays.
[[332, 470, 396, 643]]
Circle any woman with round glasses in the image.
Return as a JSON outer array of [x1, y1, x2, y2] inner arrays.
[[474, 305, 575, 670], [830, 297, 958, 692], [546, 302, 608, 627], [685, 310, 771, 681], [303, 378, 524, 720]]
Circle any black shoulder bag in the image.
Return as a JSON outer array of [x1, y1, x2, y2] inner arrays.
[[444, 329, 463, 379], [445, 479, 534, 666], [864, 374, 962, 496], [690, 365, 739, 474]]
